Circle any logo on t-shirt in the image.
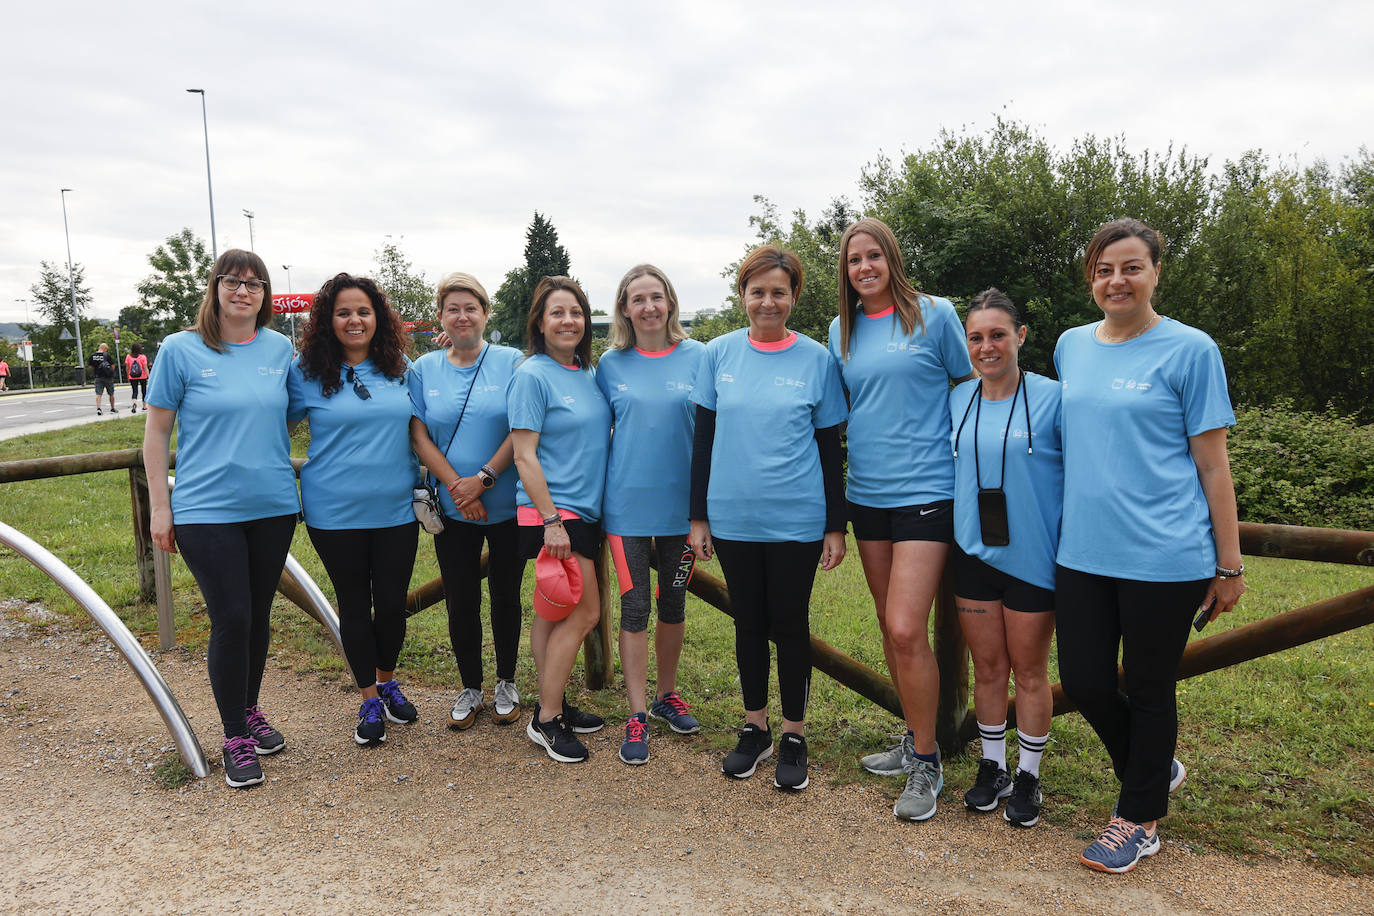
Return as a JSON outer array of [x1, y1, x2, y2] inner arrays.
[[718, 373, 735, 384], [257, 366, 284, 376], [1111, 378, 1152, 392], [664, 380, 692, 392], [773, 376, 807, 389], [562, 395, 576, 405], [885, 341, 923, 354]]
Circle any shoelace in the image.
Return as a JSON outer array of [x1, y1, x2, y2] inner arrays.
[[1095, 816, 1140, 851], [245, 705, 273, 737], [225, 736, 257, 768], [779, 736, 804, 764], [360, 698, 384, 723], [975, 758, 1002, 786], [625, 717, 647, 743], [1010, 771, 1036, 801], [660, 691, 692, 713], [380, 681, 410, 708]]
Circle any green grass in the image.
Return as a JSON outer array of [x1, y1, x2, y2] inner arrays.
[[2, 418, 1372, 874]]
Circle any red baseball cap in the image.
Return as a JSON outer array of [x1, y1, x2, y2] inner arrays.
[[533, 549, 582, 621]]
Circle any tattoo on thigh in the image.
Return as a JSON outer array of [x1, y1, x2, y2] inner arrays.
[[957, 604, 985, 615]]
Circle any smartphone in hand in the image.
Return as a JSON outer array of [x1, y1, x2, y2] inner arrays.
[[1193, 598, 1217, 632]]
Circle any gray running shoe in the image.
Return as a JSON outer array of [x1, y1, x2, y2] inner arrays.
[[449, 686, 484, 730], [492, 679, 521, 725], [894, 756, 943, 822], [861, 733, 913, 776]]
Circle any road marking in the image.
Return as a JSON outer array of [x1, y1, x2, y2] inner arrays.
[[43, 409, 64, 414], [5, 414, 23, 419]]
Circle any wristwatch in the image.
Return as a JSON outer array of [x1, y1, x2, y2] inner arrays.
[[477, 466, 496, 489]]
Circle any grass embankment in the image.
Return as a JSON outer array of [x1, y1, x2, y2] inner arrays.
[[1, 419, 1371, 874]]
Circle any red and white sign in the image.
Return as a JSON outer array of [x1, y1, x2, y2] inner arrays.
[[272, 293, 315, 314]]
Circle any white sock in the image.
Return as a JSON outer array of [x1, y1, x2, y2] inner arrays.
[[978, 720, 1007, 770], [1016, 728, 1049, 778]]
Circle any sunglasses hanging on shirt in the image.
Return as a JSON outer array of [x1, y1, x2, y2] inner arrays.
[[954, 370, 1031, 547], [345, 364, 371, 400]]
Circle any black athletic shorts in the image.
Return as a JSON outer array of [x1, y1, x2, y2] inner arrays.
[[951, 542, 1054, 613], [848, 499, 954, 543], [518, 515, 603, 561]]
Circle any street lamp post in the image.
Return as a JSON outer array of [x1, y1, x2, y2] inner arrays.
[[282, 264, 295, 349], [243, 209, 255, 251], [13, 299, 34, 390], [59, 188, 86, 386], [186, 89, 217, 263]]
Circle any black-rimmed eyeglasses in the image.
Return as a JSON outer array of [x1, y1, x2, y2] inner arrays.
[[345, 365, 371, 400], [217, 275, 266, 294]]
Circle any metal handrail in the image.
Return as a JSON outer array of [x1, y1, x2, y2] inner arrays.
[[0, 521, 210, 779]]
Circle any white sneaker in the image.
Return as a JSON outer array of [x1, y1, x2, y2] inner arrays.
[[449, 686, 484, 730], [492, 679, 521, 725]]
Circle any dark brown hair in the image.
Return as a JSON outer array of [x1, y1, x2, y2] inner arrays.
[[835, 217, 926, 361], [966, 287, 1023, 328], [1083, 218, 1166, 284], [298, 273, 410, 396], [737, 244, 804, 298], [525, 276, 593, 367], [194, 249, 273, 352]]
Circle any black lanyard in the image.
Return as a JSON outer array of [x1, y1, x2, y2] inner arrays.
[[954, 369, 1032, 489]]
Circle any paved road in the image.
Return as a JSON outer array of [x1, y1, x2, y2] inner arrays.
[[0, 388, 145, 442]]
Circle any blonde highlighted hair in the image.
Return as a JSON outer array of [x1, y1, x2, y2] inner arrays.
[[835, 217, 926, 362], [609, 264, 688, 350]]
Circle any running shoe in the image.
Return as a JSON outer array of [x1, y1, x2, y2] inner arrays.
[[96, 408, 102, 416], [378, 679, 418, 724], [245, 704, 285, 755], [1003, 769, 1042, 827], [355, 697, 386, 746], [722, 723, 773, 779], [861, 733, 914, 776], [1080, 817, 1160, 873], [222, 735, 264, 788], [526, 713, 589, 763], [894, 756, 943, 822], [492, 679, 521, 725], [964, 758, 1013, 812], [449, 686, 484, 730], [562, 697, 604, 734], [618, 713, 650, 765], [649, 690, 701, 734], [773, 732, 810, 791], [1169, 758, 1186, 794]]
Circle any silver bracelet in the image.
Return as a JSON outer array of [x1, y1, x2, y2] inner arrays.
[[1216, 564, 1244, 579]]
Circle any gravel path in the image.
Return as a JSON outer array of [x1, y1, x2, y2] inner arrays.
[[1, 603, 1366, 915]]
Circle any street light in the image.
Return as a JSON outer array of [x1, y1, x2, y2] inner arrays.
[[60, 188, 86, 386], [281, 264, 295, 349], [186, 89, 217, 263], [242, 209, 255, 251], [13, 299, 34, 390]]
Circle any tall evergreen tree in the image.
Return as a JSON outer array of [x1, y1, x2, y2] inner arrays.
[[490, 212, 574, 347]]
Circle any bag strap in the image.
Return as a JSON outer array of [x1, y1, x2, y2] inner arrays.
[[425, 342, 490, 490]]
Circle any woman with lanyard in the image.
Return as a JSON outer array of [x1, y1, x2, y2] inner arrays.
[[1056, 218, 1244, 873], [828, 218, 973, 820], [143, 250, 298, 789], [950, 289, 1062, 828], [509, 276, 612, 763], [409, 272, 525, 731], [288, 273, 419, 747], [689, 245, 848, 791], [596, 264, 706, 765]]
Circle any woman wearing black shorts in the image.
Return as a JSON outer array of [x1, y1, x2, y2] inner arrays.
[[949, 289, 1062, 828]]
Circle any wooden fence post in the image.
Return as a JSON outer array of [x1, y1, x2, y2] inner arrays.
[[933, 560, 971, 758], [128, 464, 156, 604], [581, 539, 615, 690]]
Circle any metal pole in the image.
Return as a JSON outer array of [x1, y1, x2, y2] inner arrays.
[[282, 264, 295, 349], [242, 209, 255, 251], [59, 189, 85, 386], [187, 89, 217, 263]]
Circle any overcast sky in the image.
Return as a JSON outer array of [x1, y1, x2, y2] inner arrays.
[[3, 1, 1371, 326]]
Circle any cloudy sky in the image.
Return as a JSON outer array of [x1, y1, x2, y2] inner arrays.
[[3, 1, 1370, 326]]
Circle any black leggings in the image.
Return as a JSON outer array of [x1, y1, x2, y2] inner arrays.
[[433, 517, 526, 689], [713, 538, 822, 722], [1055, 566, 1210, 824], [307, 523, 419, 689], [176, 514, 297, 738], [129, 378, 147, 400]]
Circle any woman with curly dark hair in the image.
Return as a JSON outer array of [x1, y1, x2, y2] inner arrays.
[[287, 272, 421, 747]]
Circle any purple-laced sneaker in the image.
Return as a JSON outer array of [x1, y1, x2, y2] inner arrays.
[[245, 704, 285, 755], [222, 735, 264, 788], [377, 679, 418, 724]]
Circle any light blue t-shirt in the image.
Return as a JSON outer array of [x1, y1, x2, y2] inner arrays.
[[287, 358, 417, 530], [596, 340, 706, 537], [950, 373, 1063, 591], [1054, 317, 1236, 582], [507, 353, 612, 523], [828, 296, 973, 508], [146, 328, 299, 525], [692, 329, 848, 543], [408, 344, 522, 524]]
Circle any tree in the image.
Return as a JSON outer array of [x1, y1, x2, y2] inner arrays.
[[31, 259, 92, 330], [118, 304, 161, 342], [136, 228, 214, 337], [372, 236, 436, 326], [490, 212, 574, 347]]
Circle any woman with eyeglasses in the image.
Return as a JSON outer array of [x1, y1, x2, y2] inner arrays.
[[144, 250, 300, 789], [288, 273, 420, 747], [949, 289, 1062, 828]]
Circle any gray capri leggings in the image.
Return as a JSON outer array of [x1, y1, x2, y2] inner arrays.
[[608, 534, 694, 633]]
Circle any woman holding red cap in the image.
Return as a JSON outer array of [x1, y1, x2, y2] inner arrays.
[[509, 276, 613, 763]]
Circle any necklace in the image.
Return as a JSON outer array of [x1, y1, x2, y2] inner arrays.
[[1099, 313, 1160, 343]]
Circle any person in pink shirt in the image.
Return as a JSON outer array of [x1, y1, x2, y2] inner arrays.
[[126, 342, 150, 411]]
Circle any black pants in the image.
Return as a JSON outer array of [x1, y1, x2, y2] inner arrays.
[[307, 523, 419, 689], [176, 514, 297, 738], [713, 538, 822, 722], [1055, 566, 1210, 824], [433, 517, 526, 689], [129, 378, 147, 400]]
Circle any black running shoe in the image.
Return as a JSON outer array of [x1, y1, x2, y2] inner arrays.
[[722, 723, 773, 779], [773, 732, 810, 790], [378, 679, 419, 724], [964, 758, 1013, 811], [1004, 769, 1043, 828], [562, 697, 604, 734], [222, 735, 264, 788], [526, 713, 589, 763], [245, 704, 285, 755], [354, 697, 386, 746]]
